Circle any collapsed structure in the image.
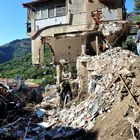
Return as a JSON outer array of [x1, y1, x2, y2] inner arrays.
[[1, 1, 140, 139], [1, 47, 140, 140], [23, 0, 130, 84]]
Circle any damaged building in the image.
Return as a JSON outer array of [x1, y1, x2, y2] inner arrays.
[[23, 0, 130, 84], [1, 1, 140, 139]]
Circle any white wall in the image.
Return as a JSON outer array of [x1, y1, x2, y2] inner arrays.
[[35, 16, 68, 30]]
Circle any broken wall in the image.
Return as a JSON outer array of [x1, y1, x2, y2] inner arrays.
[[76, 47, 137, 95], [46, 36, 82, 64], [87, 0, 124, 23], [32, 37, 45, 65], [77, 56, 90, 94]]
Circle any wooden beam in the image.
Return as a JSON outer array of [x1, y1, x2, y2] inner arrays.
[[96, 36, 99, 56], [119, 74, 140, 112]]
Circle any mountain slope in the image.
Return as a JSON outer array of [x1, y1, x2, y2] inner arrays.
[[0, 38, 31, 63], [0, 40, 55, 85]]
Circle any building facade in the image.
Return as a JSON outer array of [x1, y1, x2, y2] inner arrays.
[[23, 0, 130, 83]]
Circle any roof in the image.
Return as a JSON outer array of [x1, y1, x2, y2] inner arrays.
[[0, 78, 15, 83], [23, 0, 50, 8]]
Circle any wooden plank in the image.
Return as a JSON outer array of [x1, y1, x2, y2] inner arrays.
[[119, 74, 140, 112], [96, 36, 99, 56]]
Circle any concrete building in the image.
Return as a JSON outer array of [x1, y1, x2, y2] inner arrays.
[[23, 0, 130, 83]]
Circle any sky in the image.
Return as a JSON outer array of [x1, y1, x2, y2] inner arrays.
[[0, 0, 135, 46], [0, 0, 29, 46]]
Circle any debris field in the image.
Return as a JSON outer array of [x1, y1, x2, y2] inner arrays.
[[0, 47, 140, 140]]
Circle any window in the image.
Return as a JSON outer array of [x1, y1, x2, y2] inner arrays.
[[36, 10, 41, 19], [27, 23, 31, 33], [56, 5, 66, 16], [48, 8, 55, 18], [35, 2, 66, 19], [41, 9, 48, 18]]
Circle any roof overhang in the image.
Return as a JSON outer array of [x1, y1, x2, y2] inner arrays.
[[98, 0, 114, 4], [98, 0, 125, 5], [23, 0, 50, 8]]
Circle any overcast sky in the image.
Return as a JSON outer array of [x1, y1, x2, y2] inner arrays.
[[0, 0, 134, 46]]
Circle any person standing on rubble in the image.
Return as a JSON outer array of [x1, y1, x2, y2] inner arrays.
[[135, 22, 140, 56], [58, 60, 72, 107], [61, 64, 71, 81], [88, 73, 97, 96], [59, 80, 72, 108]]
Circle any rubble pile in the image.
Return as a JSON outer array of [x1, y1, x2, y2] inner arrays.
[[87, 47, 136, 74], [77, 47, 140, 139], [37, 48, 140, 139], [85, 47, 138, 103], [0, 47, 140, 140]]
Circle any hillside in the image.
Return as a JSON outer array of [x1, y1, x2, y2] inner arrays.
[[0, 39, 55, 85], [0, 38, 31, 63]]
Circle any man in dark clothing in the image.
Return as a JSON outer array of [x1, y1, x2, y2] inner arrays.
[[59, 81, 72, 108], [135, 22, 140, 56]]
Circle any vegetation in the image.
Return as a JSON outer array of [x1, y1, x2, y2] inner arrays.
[[121, 0, 140, 54], [133, 0, 140, 21], [122, 36, 137, 54], [0, 39, 56, 87], [134, 0, 140, 12], [0, 38, 31, 64]]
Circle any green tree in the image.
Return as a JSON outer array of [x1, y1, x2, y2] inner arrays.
[[134, 0, 140, 21], [134, 0, 140, 12]]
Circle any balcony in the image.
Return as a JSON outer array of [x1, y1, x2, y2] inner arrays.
[[35, 15, 68, 31]]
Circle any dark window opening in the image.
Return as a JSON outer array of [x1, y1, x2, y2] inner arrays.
[[27, 23, 31, 33]]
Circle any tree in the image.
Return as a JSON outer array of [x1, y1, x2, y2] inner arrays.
[[134, 0, 140, 22], [134, 0, 140, 12]]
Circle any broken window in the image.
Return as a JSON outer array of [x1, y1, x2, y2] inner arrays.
[[56, 5, 66, 17]]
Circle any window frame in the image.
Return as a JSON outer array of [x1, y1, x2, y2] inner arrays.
[[48, 7, 55, 18], [56, 4, 66, 17], [36, 10, 41, 19], [41, 8, 48, 19], [35, 1, 67, 20]]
